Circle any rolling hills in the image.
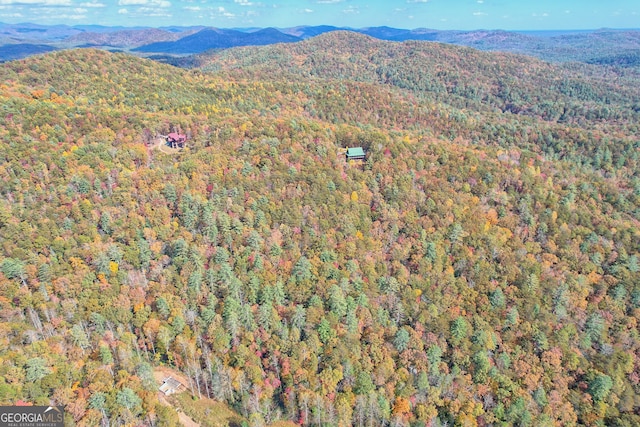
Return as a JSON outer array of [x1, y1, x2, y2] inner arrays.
[[0, 33, 640, 426], [198, 32, 640, 134], [0, 43, 57, 61], [132, 27, 302, 54], [64, 28, 189, 49], [1, 22, 639, 66]]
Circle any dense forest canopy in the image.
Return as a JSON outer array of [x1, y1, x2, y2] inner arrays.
[[1, 35, 640, 426]]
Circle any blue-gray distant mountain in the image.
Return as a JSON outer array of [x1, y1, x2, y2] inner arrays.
[[0, 22, 82, 41], [281, 25, 440, 41], [134, 27, 301, 54], [446, 29, 640, 63], [72, 24, 148, 33], [0, 43, 57, 61], [65, 28, 188, 49], [282, 25, 342, 39], [587, 51, 640, 67], [0, 22, 638, 67], [355, 26, 438, 41]]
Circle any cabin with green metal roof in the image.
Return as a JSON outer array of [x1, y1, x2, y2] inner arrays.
[[346, 147, 366, 161]]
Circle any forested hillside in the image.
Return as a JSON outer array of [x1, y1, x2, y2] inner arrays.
[[199, 32, 640, 122], [1, 39, 640, 426]]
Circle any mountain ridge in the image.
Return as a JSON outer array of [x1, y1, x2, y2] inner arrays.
[[0, 22, 639, 65], [132, 27, 302, 54], [64, 28, 189, 49], [196, 31, 640, 125]]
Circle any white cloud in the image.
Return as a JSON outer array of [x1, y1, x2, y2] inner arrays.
[[407, 0, 428, 3], [317, 0, 344, 4], [473, 11, 487, 16], [53, 13, 85, 19], [29, 8, 86, 18], [118, 7, 127, 13], [117, 0, 170, 7], [79, 1, 105, 7], [138, 6, 171, 15], [178, 0, 258, 19], [0, 0, 71, 5], [30, 6, 63, 12], [214, 6, 236, 18], [342, 5, 358, 14], [302, 8, 313, 13]]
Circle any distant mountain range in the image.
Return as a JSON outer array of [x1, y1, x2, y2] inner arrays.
[[0, 22, 639, 66], [0, 43, 56, 61], [132, 27, 301, 54], [195, 30, 640, 123], [65, 28, 192, 49]]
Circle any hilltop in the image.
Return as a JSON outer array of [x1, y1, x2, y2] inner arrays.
[[132, 27, 302, 54], [0, 38, 639, 426], [64, 28, 188, 49], [1, 22, 639, 66], [198, 32, 640, 128]]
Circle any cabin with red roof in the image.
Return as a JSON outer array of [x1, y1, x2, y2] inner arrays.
[[166, 132, 187, 149]]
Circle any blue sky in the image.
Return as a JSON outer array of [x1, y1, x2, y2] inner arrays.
[[0, 0, 638, 30]]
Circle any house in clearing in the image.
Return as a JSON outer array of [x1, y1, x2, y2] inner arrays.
[[166, 132, 187, 149], [346, 147, 366, 162], [159, 377, 184, 396]]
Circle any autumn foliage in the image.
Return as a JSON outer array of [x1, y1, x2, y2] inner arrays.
[[0, 39, 639, 426]]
